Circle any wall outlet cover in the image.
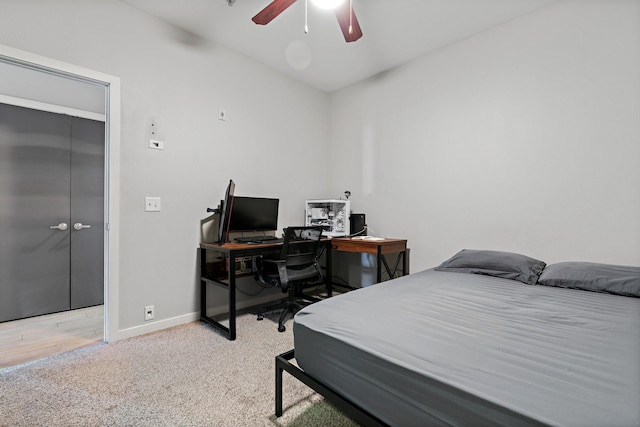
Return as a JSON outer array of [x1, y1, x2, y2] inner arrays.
[[145, 197, 161, 212], [145, 305, 154, 321], [149, 139, 164, 150]]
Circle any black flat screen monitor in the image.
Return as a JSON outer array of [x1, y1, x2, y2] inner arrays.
[[229, 197, 279, 232], [218, 179, 235, 243]]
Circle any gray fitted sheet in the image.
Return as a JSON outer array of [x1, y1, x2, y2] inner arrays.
[[293, 269, 640, 427]]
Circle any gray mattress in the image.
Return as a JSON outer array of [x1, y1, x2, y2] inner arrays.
[[293, 269, 640, 427]]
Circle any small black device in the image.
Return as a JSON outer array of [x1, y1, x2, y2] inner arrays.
[[350, 213, 366, 236]]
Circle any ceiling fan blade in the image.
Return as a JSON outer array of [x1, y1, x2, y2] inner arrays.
[[335, 2, 363, 42], [252, 0, 298, 25]]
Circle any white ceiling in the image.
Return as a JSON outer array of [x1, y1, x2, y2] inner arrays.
[[120, 0, 557, 92]]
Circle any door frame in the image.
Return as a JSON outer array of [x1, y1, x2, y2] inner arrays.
[[0, 44, 121, 342]]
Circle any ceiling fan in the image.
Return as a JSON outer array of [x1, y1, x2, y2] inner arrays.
[[252, 0, 363, 43]]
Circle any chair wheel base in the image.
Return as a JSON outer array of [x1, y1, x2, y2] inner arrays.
[[257, 314, 264, 321], [278, 325, 286, 332]]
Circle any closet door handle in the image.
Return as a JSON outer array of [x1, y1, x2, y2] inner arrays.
[[73, 223, 91, 231], [49, 223, 68, 231]]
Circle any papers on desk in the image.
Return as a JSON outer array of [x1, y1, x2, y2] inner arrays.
[[351, 236, 385, 241]]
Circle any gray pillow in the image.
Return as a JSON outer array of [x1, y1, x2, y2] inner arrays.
[[538, 262, 640, 297], [435, 249, 546, 285]]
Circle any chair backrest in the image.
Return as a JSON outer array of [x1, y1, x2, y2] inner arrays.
[[281, 226, 324, 277]]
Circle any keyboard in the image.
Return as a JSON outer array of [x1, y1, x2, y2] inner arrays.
[[234, 236, 281, 244]]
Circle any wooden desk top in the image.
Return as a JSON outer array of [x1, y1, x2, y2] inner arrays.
[[200, 238, 331, 254], [200, 240, 282, 253], [200, 237, 405, 256], [330, 237, 407, 255]]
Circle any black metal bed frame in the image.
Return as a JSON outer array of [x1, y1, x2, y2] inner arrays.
[[275, 349, 388, 427]]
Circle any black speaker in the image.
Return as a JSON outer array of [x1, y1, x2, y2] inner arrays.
[[350, 213, 366, 236]]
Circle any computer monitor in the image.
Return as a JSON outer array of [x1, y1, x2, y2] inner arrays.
[[217, 179, 235, 243], [229, 197, 279, 232]]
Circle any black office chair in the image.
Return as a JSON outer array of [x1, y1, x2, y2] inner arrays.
[[254, 226, 325, 332]]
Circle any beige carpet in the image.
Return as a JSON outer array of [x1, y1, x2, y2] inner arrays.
[[0, 312, 359, 426]]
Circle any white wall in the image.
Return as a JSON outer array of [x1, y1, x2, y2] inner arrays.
[[0, 0, 329, 336], [2, 0, 639, 339], [328, 0, 640, 271]]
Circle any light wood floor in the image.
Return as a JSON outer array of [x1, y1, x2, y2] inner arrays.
[[0, 305, 104, 369]]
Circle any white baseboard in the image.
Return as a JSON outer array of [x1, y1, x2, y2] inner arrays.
[[112, 311, 200, 342], [110, 293, 283, 342]]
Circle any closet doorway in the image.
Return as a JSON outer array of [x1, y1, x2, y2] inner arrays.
[[0, 103, 104, 323], [0, 48, 119, 361]]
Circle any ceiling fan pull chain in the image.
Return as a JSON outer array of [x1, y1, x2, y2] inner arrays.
[[252, 0, 362, 43], [349, 0, 353, 35], [305, 0, 309, 33]]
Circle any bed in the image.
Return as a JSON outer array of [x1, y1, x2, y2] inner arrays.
[[276, 249, 640, 427]]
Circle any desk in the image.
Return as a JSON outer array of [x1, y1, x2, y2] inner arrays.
[[199, 240, 331, 340], [329, 238, 409, 284], [200, 237, 408, 340]]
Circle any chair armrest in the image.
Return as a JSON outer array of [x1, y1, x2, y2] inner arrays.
[[257, 259, 289, 287], [264, 259, 289, 285]]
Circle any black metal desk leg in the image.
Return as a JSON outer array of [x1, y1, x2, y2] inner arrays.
[[228, 261, 237, 341], [403, 250, 408, 275], [200, 249, 206, 318], [326, 243, 332, 297], [376, 246, 383, 283], [276, 356, 284, 417]]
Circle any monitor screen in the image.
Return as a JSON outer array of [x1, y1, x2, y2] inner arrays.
[[229, 197, 279, 232], [217, 179, 235, 243]]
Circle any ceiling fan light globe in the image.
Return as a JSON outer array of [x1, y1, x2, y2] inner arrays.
[[310, 0, 347, 10], [285, 40, 312, 71]]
